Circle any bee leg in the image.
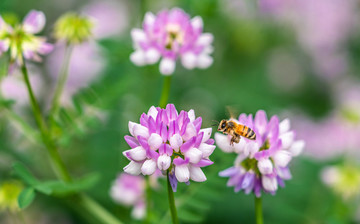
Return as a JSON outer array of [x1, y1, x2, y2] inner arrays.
[[230, 137, 235, 146], [230, 134, 241, 146]]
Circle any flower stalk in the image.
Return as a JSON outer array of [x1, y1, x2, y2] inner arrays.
[[255, 196, 263, 224], [158, 76, 172, 108], [20, 60, 122, 224], [49, 44, 73, 124]]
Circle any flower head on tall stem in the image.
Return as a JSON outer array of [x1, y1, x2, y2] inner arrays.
[[216, 110, 304, 196], [0, 10, 53, 66], [130, 8, 214, 75], [123, 104, 215, 192], [54, 13, 94, 45]]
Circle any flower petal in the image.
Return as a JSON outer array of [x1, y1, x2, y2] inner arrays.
[[145, 48, 160, 64], [185, 147, 203, 164], [131, 28, 146, 44], [159, 58, 175, 75], [133, 124, 149, 139], [175, 164, 190, 182], [279, 131, 295, 149], [214, 133, 233, 153], [262, 175, 278, 192], [157, 154, 171, 170], [257, 158, 273, 175], [279, 118, 290, 134], [141, 159, 157, 175], [189, 166, 206, 182], [124, 146, 147, 161], [289, 140, 304, 156], [198, 143, 216, 158], [191, 16, 203, 31], [181, 52, 197, 69], [148, 133, 163, 150], [273, 150, 292, 167], [199, 128, 212, 143], [197, 54, 213, 69], [169, 133, 183, 152], [196, 33, 213, 46], [124, 161, 142, 175], [254, 110, 267, 136], [130, 50, 147, 66], [23, 10, 45, 34]]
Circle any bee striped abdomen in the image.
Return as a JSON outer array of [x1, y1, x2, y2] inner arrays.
[[245, 128, 256, 140], [237, 125, 256, 140]]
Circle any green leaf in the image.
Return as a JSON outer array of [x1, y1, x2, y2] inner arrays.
[[34, 173, 100, 195], [18, 187, 36, 209], [33, 184, 53, 195], [12, 162, 38, 186]]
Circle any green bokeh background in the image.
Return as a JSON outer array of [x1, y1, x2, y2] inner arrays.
[[0, 0, 357, 223]]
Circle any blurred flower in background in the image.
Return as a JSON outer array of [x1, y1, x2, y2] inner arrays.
[[321, 164, 360, 200], [216, 110, 304, 196], [82, 0, 129, 39], [130, 8, 214, 75], [110, 173, 146, 219], [0, 10, 53, 66], [0, 180, 23, 212], [294, 80, 360, 160], [47, 0, 129, 106], [123, 104, 215, 191], [53, 13, 93, 45], [1, 66, 44, 110], [260, 0, 356, 79]]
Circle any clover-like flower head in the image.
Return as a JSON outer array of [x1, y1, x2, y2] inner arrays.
[[130, 8, 214, 75], [0, 10, 53, 65], [215, 110, 304, 196], [123, 104, 215, 191]]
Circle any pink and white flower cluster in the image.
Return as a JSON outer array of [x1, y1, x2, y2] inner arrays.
[[0, 10, 53, 65], [110, 173, 146, 219], [215, 110, 304, 196], [123, 104, 215, 191], [130, 8, 214, 75]]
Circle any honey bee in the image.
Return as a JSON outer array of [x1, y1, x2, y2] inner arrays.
[[217, 119, 256, 146]]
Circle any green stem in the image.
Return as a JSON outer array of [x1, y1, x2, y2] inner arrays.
[[21, 61, 122, 224], [255, 196, 264, 224], [21, 62, 72, 182], [158, 76, 172, 108], [167, 170, 179, 224], [49, 45, 73, 123], [21, 63, 48, 136], [144, 176, 152, 223], [77, 194, 123, 224]]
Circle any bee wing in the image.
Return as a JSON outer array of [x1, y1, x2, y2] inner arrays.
[[225, 105, 238, 119]]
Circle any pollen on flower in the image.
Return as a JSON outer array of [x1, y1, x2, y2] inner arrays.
[[216, 110, 304, 197], [130, 8, 214, 75], [122, 104, 215, 192]]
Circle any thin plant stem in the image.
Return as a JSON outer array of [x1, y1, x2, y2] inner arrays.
[[20, 60, 122, 224], [144, 176, 152, 223], [77, 194, 123, 224], [49, 45, 73, 124], [158, 76, 172, 108], [255, 196, 264, 224], [21, 61, 72, 182], [167, 170, 179, 224]]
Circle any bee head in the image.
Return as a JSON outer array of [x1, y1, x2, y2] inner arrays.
[[217, 120, 227, 132]]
